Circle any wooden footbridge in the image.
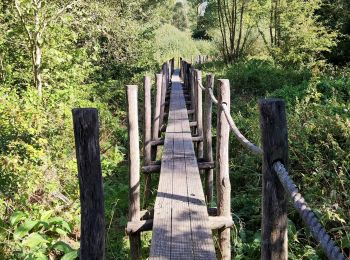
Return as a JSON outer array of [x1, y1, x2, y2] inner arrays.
[[71, 58, 346, 259]]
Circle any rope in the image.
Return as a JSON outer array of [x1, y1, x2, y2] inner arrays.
[[208, 88, 218, 104], [198, 80, 206, 91], [221, 104, 263, 155], [195, 79, 262, 154], [273, 162, 346, 260]]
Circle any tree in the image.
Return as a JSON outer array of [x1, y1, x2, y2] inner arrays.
[[172, 2, 190, 31], [13, 0, 80, 97], [217, 0, 256, 63]]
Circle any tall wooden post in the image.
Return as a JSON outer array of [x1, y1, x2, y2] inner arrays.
[[259, 99, 288, 260], [195, 70, 203, 157], [190, 66, 196, 121], [203, 74, 214, 204], [143, 76, 152, 206], [152, 74, 163, 159], [72, 108, 105, 260], [159, 65, 167, 129], [216, 80, 231, 259], [126, 85, 141, 260]]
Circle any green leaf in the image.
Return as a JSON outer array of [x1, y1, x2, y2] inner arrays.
[[22, 233, 48, 249], [10, 211, 27, 226], [14, 220, 39, 239], [61, 250, 78, 260], [52, 241, 74, 254], [40, 210, 54, 221], [55, 227, 68, 235]]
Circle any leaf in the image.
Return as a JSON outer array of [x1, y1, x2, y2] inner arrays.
[[40, 210, 54, 221], [22, 233, 48, 249], [14, 220, 39, 239], [55, 227, 68, 236], [61, 250, 78, 260], [52, 241, 74, 254], [10, 211, 27, 226]]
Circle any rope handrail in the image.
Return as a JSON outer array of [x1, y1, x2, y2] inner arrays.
[[208, 88, 218, 104], [198, 79, 262, 155], [198, 80, 206, 91], [273, 161, 346, 260], [221, 104, 263, 155]]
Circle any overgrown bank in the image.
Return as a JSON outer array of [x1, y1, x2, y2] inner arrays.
[[200, 59, 350, 259]]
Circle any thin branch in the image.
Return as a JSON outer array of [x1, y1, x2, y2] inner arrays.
[[40, 0, 80, 34], [14, 0, 33, 42]]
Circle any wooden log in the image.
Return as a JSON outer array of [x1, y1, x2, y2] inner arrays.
[[143, 76, 152, 207], [208, 216, 234, 230], [259, 99, 288, 260], [195, 70, 203, 158], [126, 216, 233, 234], [216, 79, 231, 260], [159, 68, 167, 129], [151, 138, 165, 146], [72, 108, 105, 260], [203, 74, 214, 203], [189, 121, 198, 127], [142, 161, 214, 173], [151, 136, 202, 147], [140, 208, 154, 220], [152, 74, 163, 160], [126, 85, 141, 260], [126, 219, 153, 234], [188, 109, 195, 115]]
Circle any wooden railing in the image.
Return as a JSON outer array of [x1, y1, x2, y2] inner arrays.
[[180, 58, 346, 260], [70, 56, 346, 259]]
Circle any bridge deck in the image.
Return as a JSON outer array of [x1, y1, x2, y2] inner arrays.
[[150, 72, 216, 259]]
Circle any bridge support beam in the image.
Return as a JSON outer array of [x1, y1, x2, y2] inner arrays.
[[203, 74, 214, 204], [72, 108, 105, 259], [143, 76, 152, 207], [216, 79, 231, 260], [126, 85, 141, 260], [259, 99, 288, 260]]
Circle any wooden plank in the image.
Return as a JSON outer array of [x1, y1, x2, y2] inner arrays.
[[150, 71, 216, 260], [170, 84, 193, 259]]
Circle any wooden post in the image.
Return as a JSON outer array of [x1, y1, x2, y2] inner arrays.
[[195, 70, 203, 158], [152, 74, 162, 159], [159, 65, 167, 129], [126, 85, 141, 260], [190, 66, 196, 121], [216, 79, 231, 259], [72, 108, 105, 260], [143, 76, 152, 206], [259, 99, 288, 260], [203, 74, 214, 204]]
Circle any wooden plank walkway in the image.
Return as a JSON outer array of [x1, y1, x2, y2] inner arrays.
[[150, 71, 216, 259]]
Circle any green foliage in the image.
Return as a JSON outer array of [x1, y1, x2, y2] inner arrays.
[[4, 210, 78, 259], [154, 24, 212, 63], [205, 59, 350, 258]]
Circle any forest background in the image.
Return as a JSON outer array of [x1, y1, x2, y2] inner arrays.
[[0, 0, 349, 259]]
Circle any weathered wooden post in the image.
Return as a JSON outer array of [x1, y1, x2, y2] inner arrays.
[[195, 70, 203, 157], [152, 73, 163, 159], [159, 65, 167, 129], [72, 108, 105, 260], [143, 76, 152, 206], [216, 79, 231, 259], [126, 85, 141, 260], [259, 99, 288, 260], [190, 66, 196, 122], [203, 74, 214, 204]]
